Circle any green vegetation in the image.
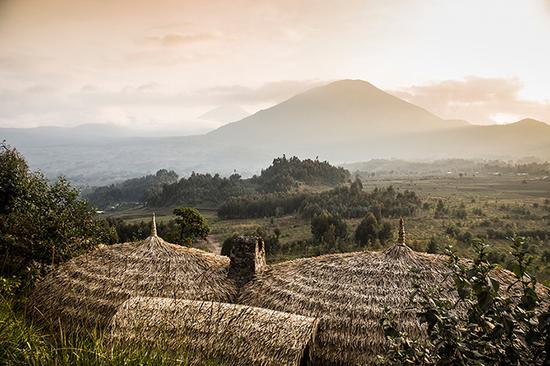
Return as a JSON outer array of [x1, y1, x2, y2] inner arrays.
[[0, 145, 194, 365], [355, 213, 393, 247], [173, 207, 211, 246], [3, 145, 550, 364], [380, 237, 550, 365], [217, 192, 306, 219], [84, 169, 178, 209], [147, 172, 253, 208], [218, 182, 421, 220], [0, 143, 105, 288], [310, 211, 348, 250], [345, 158, 550, 177], [0, 294, 193, 365], [254, 155, 349, 193], [100, 162, 550, 284], [87, 156, 350, 209]]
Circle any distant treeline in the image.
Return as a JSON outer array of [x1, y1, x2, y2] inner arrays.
[[147, 172, 255, 207], [218, 179, 422, 220], [85, 156, 350, 209], [253, 156, 350, 192], [85, 169, 178, 208], [346, 158, 550, 176]]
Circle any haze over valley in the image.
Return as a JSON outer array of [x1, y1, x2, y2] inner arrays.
[[3, 79, 550, 186]]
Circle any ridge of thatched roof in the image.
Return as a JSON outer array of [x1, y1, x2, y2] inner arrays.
[[109, 296, 318, 366], [236, 232, 532, 365], [151, 212, 157, 236], [28, 233, 237, 331]]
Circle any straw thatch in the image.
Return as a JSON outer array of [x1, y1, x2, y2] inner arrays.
[[28, 232, 237, 331], [109, 296, 318, 366], [237, 235, 532, 365]]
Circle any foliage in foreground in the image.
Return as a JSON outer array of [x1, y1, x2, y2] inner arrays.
[[0, 143, 106, 289], [380, 237, 550, 365], [0, 295, 189, 366]]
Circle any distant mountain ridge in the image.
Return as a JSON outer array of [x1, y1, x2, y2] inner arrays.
[[2, 79, 549, 186], [198, 105, 250, 124]]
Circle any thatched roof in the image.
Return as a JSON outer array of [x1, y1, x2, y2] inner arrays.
[[28, 219, 237, 331], [237, 220, 527, 365], [109, 296, 318, 366]]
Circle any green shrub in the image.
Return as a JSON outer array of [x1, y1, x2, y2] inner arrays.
[[380, 237, 550, 365]]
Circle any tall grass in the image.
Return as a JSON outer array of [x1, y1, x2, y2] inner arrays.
[[0, 295, 189, 366]]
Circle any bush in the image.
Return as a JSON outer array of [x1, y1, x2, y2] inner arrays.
[[311, 211, 347, 249], [426, 237, 439, 254], [173, 207, 210, 246], [380, 237, 550, 365], [355, 213, 379, 247], [0, 144, 106, 288]]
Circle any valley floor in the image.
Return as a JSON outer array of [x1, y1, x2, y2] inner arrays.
[[103, 173, 550, 284]]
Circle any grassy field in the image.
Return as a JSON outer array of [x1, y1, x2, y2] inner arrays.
[[103, 173, 550, 282]]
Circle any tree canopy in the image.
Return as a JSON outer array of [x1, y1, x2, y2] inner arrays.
[[0, 143, 105, 286], [173, 207, 211, 246], [86, 155, 350, 209]]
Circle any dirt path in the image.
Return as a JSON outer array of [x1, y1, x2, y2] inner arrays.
[[204, 235, 222, 255]]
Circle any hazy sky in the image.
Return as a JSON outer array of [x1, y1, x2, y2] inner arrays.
[[1, 0, 550, 132]]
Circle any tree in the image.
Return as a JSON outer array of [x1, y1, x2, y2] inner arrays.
[[350, 177, 363, 196], [355, 212, 379, 247], [311, 211, 347, 249], [0, 143, 105, 287], [173, 207, 210, 246], [426, 236, 439, 254], [378, 221, 393, 245]]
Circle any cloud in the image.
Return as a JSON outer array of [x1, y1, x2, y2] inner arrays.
[[144, 33, 216, 47], [197, 80, 326, 104], [0, 79, 325, 130], [393, 77, 550, 124]]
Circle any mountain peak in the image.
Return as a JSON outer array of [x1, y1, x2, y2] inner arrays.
[[305, 79, 386, 97], [207, 79, 463, 144], [326, 79, 377, 87]]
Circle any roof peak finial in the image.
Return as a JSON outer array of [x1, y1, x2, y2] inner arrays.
[[398, 218, 405, 245], [151, 213, 157, 236]]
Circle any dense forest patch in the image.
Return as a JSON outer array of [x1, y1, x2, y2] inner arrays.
[[85, 155, 350, 209]]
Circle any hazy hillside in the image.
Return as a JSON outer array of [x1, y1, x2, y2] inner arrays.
[[198, 105, 250, 124], [2, 80, 550, 186]]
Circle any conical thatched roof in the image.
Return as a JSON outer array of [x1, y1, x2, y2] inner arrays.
[[237, 220, 526, 365], [28, 222, 237, 331], [109, 297, 318, 366]]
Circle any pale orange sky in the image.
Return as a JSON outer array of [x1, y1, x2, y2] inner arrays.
[[1, 0, 550, 132]]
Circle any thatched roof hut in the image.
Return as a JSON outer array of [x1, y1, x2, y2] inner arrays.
[[29, 216, 541, 365], [28, 216, 237, 331], [109, 296, 318, 366], [237, 219, 525, 365]]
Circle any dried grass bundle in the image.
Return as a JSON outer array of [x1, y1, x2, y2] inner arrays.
[[238, 243, 530, 365], [28, 234, 237, 331], [109, 296, 318, 366]]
